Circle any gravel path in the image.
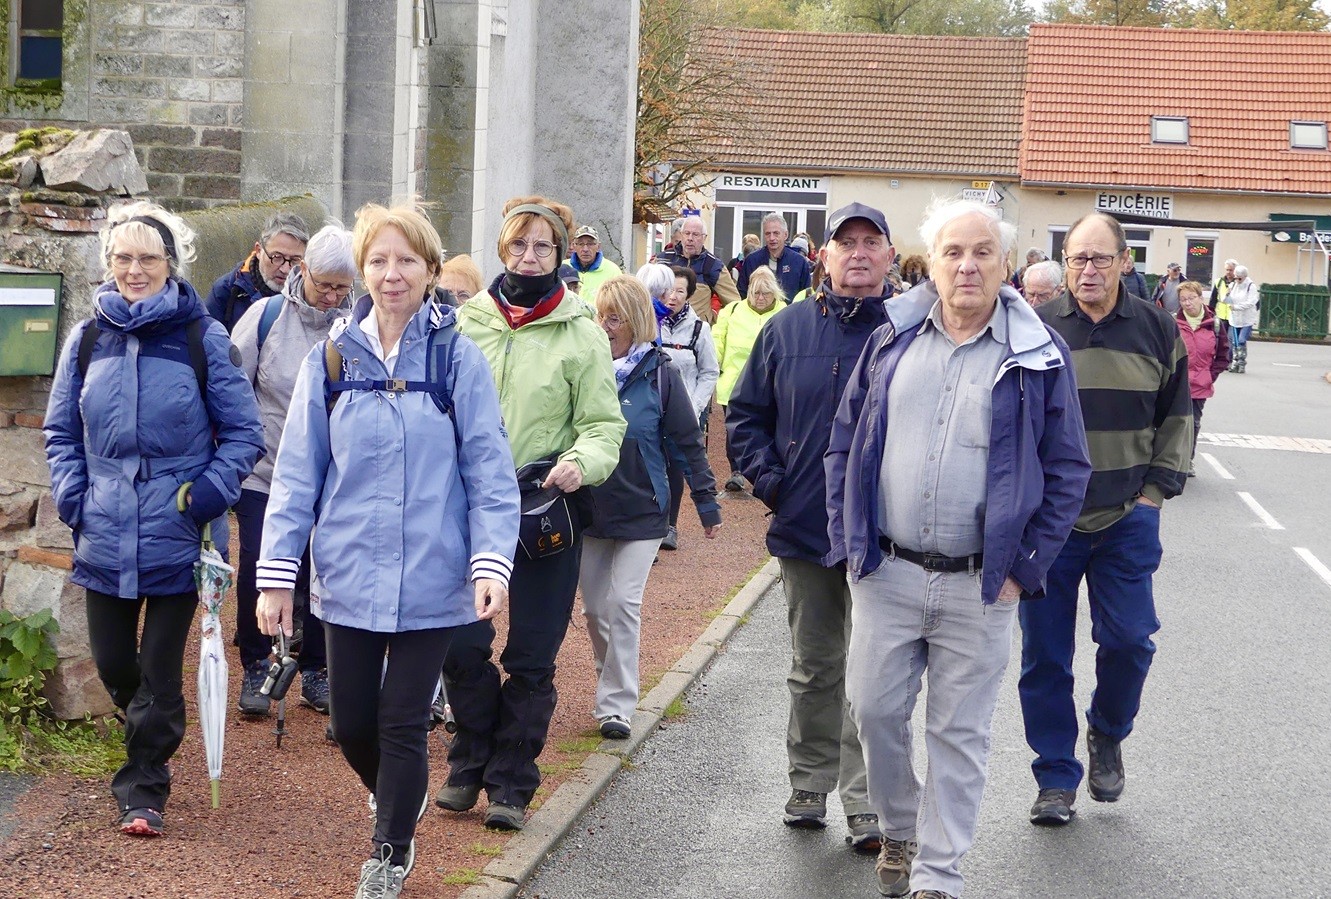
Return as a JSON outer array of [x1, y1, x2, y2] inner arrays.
[[2, 407, 774, 899]]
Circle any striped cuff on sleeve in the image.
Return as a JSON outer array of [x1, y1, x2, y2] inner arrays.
[[470, 552, 514, 589], [256, 557, 301, 591]]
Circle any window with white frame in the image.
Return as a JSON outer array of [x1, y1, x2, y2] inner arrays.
[[1290, 121, 1328, 151], [1151, 116, 1189, 145]]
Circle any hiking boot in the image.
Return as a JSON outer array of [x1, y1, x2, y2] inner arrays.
[[913, 891, 956, 899], [299, 668, 330, 714], [238, 659, 272, 716], [1086, 727, 1125, 802], [599, 715, 631, 740], [846, 813, 883, 852], [119, 807, 164, 837], [354, 846, 405, 899], [434, 782, 482, 812], [724, 473, 747, 492], [484, 802, 526, 831], [876, 837, 918, 897], [661, 526, 679, 551], [782, 789, 827, 828], [1029, 787, 1077, 825]]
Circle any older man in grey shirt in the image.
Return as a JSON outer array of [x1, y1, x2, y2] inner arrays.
[[826, 199, 1090, 899]]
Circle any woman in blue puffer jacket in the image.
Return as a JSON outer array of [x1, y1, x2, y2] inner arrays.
[[43, 201, 265, 838]]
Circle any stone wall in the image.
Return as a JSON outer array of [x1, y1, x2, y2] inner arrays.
[[0, 0, 246, 210]]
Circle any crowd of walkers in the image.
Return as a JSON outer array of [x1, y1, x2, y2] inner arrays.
[[42, 191, 1248, 898]]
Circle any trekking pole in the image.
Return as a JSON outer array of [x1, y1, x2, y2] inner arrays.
[[431, 675, 457, 736], [260, 632, 298, 748]]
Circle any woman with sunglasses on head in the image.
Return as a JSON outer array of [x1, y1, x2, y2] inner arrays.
[[436, 195, 625, 832], [43, 201, 264, 837], [228, 224, 357, 719]]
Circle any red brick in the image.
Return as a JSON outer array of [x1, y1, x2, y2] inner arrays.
[[17, 545, 73, 570], [14, 411, 44, 429], [0, 411, 13, 428]]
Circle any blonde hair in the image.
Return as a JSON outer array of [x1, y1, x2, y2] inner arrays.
[[102, 201, 197, 280], [1178, 280, 1205, 299], [497, 195, 576, 264], [595, 275, 658, 345], [746, 267, 787, 305], [351, 201, 444, 279], [440, 254, 484, 297]]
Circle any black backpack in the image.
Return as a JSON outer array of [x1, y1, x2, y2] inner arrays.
[[77, 318, 208, 394]]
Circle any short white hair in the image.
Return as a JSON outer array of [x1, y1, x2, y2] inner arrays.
[[761, 212, 788, 233], [103, 201, 197, 279], [1024, 259, 1063, 289], [1234, 265, 1249, 278], [919, 198, 1016, 258], [303, 223, 356, 280], [680, 217, 707, 237], [635, 262, 675, 300]]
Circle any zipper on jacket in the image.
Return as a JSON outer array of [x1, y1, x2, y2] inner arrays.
[[829, 358, 841, 415]]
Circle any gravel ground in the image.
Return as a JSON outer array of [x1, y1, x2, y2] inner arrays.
[[2, 406, 775, 899]]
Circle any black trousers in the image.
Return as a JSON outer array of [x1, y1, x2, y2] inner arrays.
[[442, 541, 582, 807], [233, 488, 325, 670], [324, 622, 453, 863], [85, 588, 197, 814], [1191, 398, 1206, 460]]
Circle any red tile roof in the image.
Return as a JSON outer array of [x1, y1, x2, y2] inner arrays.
[[696, 29, 1027, 177], [1022, 24, 1331, 195]]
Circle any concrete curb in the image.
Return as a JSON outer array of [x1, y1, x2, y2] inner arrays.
[[458, 557, 781, 899]]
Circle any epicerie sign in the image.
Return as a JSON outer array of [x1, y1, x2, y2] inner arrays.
[[1095, 191, 1173, 219], [718, 174, 827, 192]]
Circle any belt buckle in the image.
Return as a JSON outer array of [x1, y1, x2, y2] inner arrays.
[[921, 552, 944, 573], [385, 378, 407, 392]]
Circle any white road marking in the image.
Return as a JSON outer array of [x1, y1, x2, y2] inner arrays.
[[1294, 548, 1331, 591], [1237, 492, 1284, 530], [1199, 453, 1234, 480], [1199, 433, 1331, 454], [1272, 363, 1302, 368]]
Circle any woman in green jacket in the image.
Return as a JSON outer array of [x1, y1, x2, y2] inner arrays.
[[715, 266, 784, 491], [436, 195, 625, 832]]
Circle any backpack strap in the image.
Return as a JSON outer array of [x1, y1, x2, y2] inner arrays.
[[655, 350, 672, 411], [76, 318, 101, 381], [78, 317, 206, 395], [323, 314, 462, 447], [256, 295, 284, 352]]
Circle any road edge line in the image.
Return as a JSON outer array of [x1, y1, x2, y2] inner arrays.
[[458, 556, 781, 899]]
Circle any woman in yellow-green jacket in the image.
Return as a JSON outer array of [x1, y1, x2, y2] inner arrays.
[[716, 266, 785, 491], [437, 195, 626, 833]]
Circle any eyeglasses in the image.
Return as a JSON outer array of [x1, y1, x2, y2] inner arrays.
[[598, 314, 625, 328], [263, 247, 303, 268], [1025, 288, 1057, 303], [1064, 253, 1120, 270], [572, 238, 598, 248], [506, 239, 557, 259], [309, 277, 354, 299], [111, 253, 167, 271]]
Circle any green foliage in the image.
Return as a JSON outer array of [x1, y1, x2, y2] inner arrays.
[[0, 609, 59, 726], [439, 868, 481, 885]]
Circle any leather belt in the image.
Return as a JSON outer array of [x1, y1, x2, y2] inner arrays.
[[878, 536, 982, 574]]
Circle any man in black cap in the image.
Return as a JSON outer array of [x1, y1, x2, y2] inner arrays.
[[1151, 261, 1184, 314], [726, 202, 896, 854]]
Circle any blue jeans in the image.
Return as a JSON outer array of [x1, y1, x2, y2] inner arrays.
[[1018, 502, 1163, 791], [1229, 324, 1252, 348]]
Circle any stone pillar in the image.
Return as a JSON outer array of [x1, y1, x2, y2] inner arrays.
[[241, 0, 347, 214], [531, 0, 638, 266]]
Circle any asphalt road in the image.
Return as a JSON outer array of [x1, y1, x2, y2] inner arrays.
[[521, 339, 1331, 899]]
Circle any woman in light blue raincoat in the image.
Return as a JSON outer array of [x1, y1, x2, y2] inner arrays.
[[43, 201, 264, 838], [257, 202, 519, 899]]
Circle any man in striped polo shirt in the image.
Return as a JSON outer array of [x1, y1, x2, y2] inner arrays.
[[1020, 212, 1192, 827]]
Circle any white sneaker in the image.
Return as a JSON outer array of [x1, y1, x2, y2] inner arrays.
[[354, 847, 405, 899]]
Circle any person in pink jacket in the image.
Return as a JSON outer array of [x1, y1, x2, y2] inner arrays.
[[1175, 281, 1232, 475]]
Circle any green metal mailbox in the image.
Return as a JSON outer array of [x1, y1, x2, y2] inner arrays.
[[0, 264, 64, 377]]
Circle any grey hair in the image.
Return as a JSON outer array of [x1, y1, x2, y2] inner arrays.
[[1024, 259, 1063, 288], [303, 223, 357, 280], [670, 218, 687, 236], [1026, 247, 1047, 263], [102, 200, 198, 279], [635, 262, 676, 300], [761, 212, 789, 233], [1234, 264, 1249, 278], [1225, 258, 1239, 267], [260, 211, 311, 248], [919, 198, 1017, 257], [680, 216, 708, 237]]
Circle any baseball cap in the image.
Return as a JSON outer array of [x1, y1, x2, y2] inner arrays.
[[573, 225, 599, 241], [791, 236, 810, 253], [825, 203, 890, 243], [1167, 262, 1182, 271], [558, 263, 581, 287]]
